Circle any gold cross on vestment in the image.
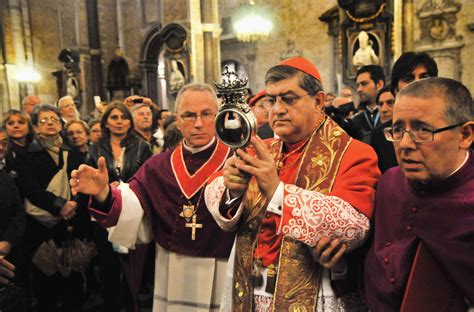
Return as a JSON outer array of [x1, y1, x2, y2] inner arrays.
[[185, 214, 203, 240]]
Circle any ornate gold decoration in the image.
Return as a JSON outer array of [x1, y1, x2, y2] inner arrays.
[[289, 303, 308, 312], [345, 3, 386, 24]]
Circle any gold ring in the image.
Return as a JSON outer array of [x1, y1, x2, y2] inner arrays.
[[229, 175, 241, 183]]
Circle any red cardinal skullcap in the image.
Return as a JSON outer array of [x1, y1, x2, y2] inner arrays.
[[248, 90, 267, 107], [278, 56, 322, 84]]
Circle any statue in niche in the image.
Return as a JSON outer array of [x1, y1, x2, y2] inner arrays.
[[66, 71, 80, 99], [168, 59, 185, 93], [352, 31, 379, 67], [107, 47, 130, 98], [429, 18, 449, 40], [280, 40, 303, 60], [58, 48, 81, 102]]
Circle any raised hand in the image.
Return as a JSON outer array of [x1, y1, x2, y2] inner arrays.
[[70, 156, 110, 202], [234, 136, 280, 199]]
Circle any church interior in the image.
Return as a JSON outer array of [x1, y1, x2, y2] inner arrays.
[[1, 1, 474, 311], [1, 0, 473, 116]]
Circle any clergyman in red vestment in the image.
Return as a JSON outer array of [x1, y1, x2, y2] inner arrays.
[[205, 57, 381, 311]]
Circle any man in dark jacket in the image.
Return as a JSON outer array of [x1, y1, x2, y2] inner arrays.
[[0, 127, 25, 280], [350, 65, 385, 140]]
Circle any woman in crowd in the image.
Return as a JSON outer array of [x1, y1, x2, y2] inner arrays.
[[88, 119, 102, 144], [2, 110, 35, 174], [87, 101, 151, 311], [2, 110, 34, 153], [14, 104, 91, 312], [65, 120, 90, 161]]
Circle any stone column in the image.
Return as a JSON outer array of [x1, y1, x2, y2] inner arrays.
[[402, 0, 415, 52], [189, 0, 221, 84], [86, 0, 105, 102]]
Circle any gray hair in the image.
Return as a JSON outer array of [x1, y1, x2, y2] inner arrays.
[[57, 95, 81, 120], [174, 83, 218, 113], [265, 66, 323, 95], [397, 77, 473, 124], [131, 103, 152, 114]]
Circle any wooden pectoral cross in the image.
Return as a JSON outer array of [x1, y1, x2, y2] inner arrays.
[[185, 214, 203, 240]]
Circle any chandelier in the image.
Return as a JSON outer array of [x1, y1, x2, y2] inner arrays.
[[15, 66, 41, 83], [232, 0, 273, 43]]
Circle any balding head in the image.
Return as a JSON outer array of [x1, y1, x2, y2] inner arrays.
[[22, 95, 41, 115]]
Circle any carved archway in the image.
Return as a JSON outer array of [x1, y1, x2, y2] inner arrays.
[[139, 23, 189, 108]]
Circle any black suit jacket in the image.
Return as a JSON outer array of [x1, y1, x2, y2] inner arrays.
[[369, 121, 398, 173], [14, 139, 91, 254]]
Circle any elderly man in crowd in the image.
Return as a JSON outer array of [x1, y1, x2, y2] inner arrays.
[[70, 83, 236, 311], [21, 95, 42, 115], [57, 96, 80, 123], [205, 57, 380, 311], [364, 77, 473, 310]]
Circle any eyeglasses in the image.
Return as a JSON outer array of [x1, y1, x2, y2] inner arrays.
[[39, 117, 60, 125], [383, 122, 465, 143], [179, 111, 215, 123], [266, 93, 311, 107]]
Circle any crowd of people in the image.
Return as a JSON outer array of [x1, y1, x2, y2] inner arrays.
[[0, 51, 472, 312]]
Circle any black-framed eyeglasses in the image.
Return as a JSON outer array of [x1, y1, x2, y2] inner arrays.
[[383, 122, 466, 143], [266, 93, 311, 107], [179, 111, 216, 123]]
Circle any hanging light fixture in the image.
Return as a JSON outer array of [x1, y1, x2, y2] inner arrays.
[[15, 66, 41, 83], [232, 0, 273, 43]]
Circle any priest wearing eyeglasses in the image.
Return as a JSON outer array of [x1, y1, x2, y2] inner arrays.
[[70, 84, 236, 311], [205, 57, 381, 311], [364, 77, 474, 311]]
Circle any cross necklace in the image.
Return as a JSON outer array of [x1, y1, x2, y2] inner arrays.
[[179, 188, 204, 240]]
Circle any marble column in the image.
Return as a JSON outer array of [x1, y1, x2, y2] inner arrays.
[[189, 0, 221, 84]]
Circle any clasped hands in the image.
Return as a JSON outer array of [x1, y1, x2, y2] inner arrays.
[[223, 136, 280, 200]]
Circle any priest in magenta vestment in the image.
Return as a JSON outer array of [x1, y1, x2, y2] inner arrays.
[[364, 78, 474, 311], [71, 84, 235, 312]]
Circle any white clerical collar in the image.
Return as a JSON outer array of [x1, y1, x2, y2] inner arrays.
[[447, 150, 470, 177], [0, 158, 5, 171], [182, 136, 216, 154]]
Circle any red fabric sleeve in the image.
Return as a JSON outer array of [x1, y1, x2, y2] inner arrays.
[[329, 139, 381, 219]]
